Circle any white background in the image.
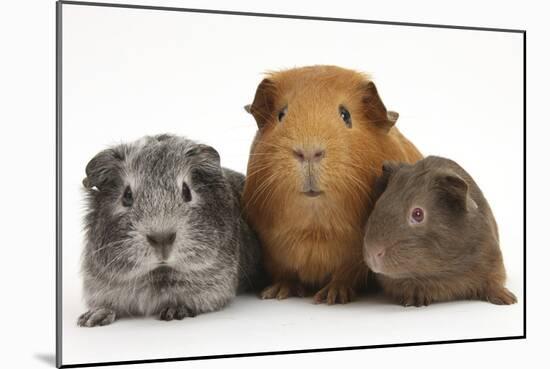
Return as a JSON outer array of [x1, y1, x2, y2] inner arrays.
[[59, 2, 525, 366], [0, 0, 547, 368]]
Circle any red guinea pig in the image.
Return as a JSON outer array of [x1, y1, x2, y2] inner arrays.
[[242, 65, 422, 304]]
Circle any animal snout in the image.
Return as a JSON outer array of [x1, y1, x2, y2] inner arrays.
[[366, 245, 386, 272], [146, 231, 176, 260], [293, 147, 326, 163]]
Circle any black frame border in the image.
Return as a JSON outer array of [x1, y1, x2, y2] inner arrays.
[[55, 1, 527, 368]]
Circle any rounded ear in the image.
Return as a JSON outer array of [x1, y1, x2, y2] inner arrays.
[[248, 78, 277, 130], [186, 144, 221, 168], [362, 81, 398, 132], [83, 147, 125, 190], [387, 110, 399, 124], [381, 161, 403, 176], [434, 171, 470, 211], [373, 161, 403, 200]]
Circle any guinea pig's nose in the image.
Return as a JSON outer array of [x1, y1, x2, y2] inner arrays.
[[366, 245, 386, 272], [293, 148, 326, 162], [147, 232, 176, 247], [147, 232, 176, 259], [369, 246, 385, 260]]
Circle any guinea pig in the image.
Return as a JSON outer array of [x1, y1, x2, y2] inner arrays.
[[242, 65, 422, 304], [363, 155, 517, 306], [77, 134, 262, 327]]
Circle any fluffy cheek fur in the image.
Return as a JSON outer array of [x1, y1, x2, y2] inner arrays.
[[83, 206, 137, 278], [245, 128, 376, 223]]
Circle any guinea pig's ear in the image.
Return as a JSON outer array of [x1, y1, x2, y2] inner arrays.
[[248, 78, 277, 130], [83, 147, 125, 190], [361, 81, 397, 132], [186, 144, 221, 168], [372, 161, 401, 199], [387, 110, 399, 124], [382, 161, 403, 176], [434, 172, 470, 211]]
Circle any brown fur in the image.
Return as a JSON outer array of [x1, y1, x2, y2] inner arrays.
[[364, 156, 517, 306], [242, 65, 422, 304]]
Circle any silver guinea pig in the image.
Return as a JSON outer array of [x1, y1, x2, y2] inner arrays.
[[77, 134, 263, 327]]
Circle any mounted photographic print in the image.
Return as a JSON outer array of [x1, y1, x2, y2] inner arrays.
[[56, 1, 526, 367]]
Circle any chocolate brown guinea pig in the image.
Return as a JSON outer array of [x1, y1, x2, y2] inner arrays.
[[242, 65, 422, 304], [364, 155, 517, 306]]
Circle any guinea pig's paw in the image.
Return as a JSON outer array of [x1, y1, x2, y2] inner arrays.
[[159, 305, 196, 321], [398, 291, 432, 307], [486, 287, 517, 305], [77, 308, 116, 327], [313, 283, 356, 305], [260, 281, 305, 300]]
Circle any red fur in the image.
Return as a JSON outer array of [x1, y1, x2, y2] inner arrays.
[[242, 66, 423, 304]]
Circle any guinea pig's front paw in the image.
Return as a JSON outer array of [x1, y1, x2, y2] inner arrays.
[[398, 291, 433, 307], [486, 286, 517, 305], [158, 305, 196, 321], [260, 281, 305, 300], [313, 283, 356, 305], [77, 308, 116, 327]]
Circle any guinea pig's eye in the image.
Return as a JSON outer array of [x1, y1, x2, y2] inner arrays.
[[339, 105, 352, 128], [122, 186, 133, 207], [277, 106, 288, 122], [410, 207, 425, 224], [182, 182, 192, 202]]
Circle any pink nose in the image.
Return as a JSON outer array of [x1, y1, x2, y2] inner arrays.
[[368, 247, 385, 261], [293, 148, 325, 162], [365, 247, 386, 273], [365, 246, 385, 272]]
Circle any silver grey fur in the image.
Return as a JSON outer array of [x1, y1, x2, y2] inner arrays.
[[78, 134, 262, 327]]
